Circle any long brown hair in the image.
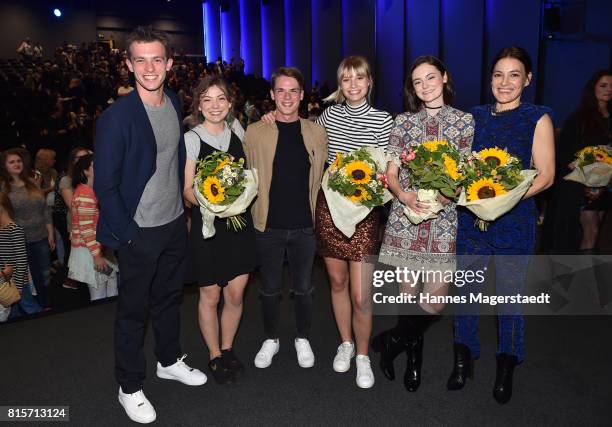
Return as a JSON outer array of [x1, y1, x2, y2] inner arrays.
[[404, 55, 455, 113], [577, 69, 612, 143], [0, 192, 15, 218], [0, 148, 41, 196]]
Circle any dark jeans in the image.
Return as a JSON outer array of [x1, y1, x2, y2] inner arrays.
[[53, 212, 70, 265], [115, 215, 187, 393], [26, 238, 51, 307], [255, 227, 316, 339]]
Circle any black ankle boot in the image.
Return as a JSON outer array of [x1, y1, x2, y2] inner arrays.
[[446, 343, 473, 390], [493, 353, 518, 404], [371, 328, 405, 381], [402, 314, 440, 392]]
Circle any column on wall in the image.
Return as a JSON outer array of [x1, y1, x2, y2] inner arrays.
[[261, 0, 285, 80], [375, 0, 405, 113], [441, 0, 484, 111], [342, 0, 376, 82], [220, 0, 240, 63], [311, 0, 342, 92], [284, 0, 311, 89], [239, 0, 262, 76], [203, 0, 221, 63]]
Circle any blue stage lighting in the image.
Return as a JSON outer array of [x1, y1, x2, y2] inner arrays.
[[53, 8, 62, 18]]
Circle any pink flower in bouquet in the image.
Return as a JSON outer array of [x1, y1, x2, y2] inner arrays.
[[400, 148, 416, 163], [376, 172, 389, 188]]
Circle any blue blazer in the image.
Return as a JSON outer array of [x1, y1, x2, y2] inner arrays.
[[93, 89, 186, 250]]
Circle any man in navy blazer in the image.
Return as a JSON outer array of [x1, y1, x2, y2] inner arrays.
[[94, 26, 206, 424]]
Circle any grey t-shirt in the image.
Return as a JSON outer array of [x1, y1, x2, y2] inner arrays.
[[134, 95, 184, 227]]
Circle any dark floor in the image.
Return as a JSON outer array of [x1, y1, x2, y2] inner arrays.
[[2, 257, 611, 426]]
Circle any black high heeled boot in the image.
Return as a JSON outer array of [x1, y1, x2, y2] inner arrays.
[[493, 353, 518, 404], [371, 321, 406, 381], [446, 343, 473, 390], [403, 313, 440, 392]]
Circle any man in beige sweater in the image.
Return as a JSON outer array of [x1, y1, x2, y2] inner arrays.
[[243, 66, 327, 369]]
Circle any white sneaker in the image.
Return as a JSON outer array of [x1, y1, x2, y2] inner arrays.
[[254, 339, 280, 368], [118, 388, 156, 424], [156, 354, 207, 386], [333, 341, 355, 373], [356, 355, 375, 388], [295, 338, 315, 368]]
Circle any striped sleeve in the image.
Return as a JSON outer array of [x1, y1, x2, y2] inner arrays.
[[5, 224, 29, 290], [377, 113, 394, 150], [73, 193, 102, 257]]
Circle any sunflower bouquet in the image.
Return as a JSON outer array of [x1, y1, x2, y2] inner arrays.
[[399, 140, 462, 224], [563, 145, 612, 187], [322, 146, 392, 237], [193, 150, 258, 238], [456, 147, 537, 231]]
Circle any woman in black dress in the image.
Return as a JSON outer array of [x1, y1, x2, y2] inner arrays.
[[544, 70, 611, 253], [183, 76, 257, 384]]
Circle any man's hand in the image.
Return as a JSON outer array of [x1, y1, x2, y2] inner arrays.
[[261, 111, 276, 125]]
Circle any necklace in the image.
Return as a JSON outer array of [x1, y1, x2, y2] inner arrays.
[[491, 103, 521, 116], [425, 105, 443, 110]]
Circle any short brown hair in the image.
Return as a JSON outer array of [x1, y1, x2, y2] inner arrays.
[[271, 67, 304, 91], [191, 76, 234, 123], [126, 26, 171, 59]]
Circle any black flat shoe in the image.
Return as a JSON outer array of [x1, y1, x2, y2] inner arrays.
[[222, 348, 245, 376], [371, 329, 405, 381], [446, 343, 473, 391], [493, 353, 518, 404], [208, 357, 235, 385]]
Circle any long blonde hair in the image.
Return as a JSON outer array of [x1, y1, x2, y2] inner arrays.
[[323, 55, 373, 104]]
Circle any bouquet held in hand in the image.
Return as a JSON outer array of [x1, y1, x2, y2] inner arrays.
[[399, 140, 462, 224], [457, 147, 537, 231], [323, 146, 392, 237], [193, 151, 258, 238], [563, 145, 612, 187]]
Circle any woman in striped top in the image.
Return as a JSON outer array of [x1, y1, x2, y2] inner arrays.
[[0, 192, 42, 322], [67, 154, 117, 301], [316, 57, 393, 389]]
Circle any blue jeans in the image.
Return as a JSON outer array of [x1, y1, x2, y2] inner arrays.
[[255, 227, 316, 339], [26, 239, 51, 307], [9, 283, 43, 318]]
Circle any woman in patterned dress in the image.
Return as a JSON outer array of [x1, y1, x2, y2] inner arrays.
[[447, 47, 555, 404], [372, 56, 474, 392]]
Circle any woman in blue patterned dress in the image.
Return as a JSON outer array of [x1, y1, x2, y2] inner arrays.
[[447, 47, 555, 404], [373, 56, 474, 392]]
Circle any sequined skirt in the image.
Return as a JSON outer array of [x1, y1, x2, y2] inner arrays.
[[315, 190, 380, 262]]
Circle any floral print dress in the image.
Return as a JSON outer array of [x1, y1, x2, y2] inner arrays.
[[379, 106, 474, 271]]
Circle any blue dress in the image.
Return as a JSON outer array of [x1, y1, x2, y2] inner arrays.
[[453, 103, 553, 362]]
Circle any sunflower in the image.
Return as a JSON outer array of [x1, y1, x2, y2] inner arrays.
[[213, 158, 230, 173], [442, 154, 461, 181], [345, 160, 373, 184], [348, 186, 369, 203], [422, 140, 449, 152], [593, 148, 612, 164], [466, 178, 506, 201], [330, 153, 343, 171], [478, 147, 510, 167], [202, 176, 225, 203]]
